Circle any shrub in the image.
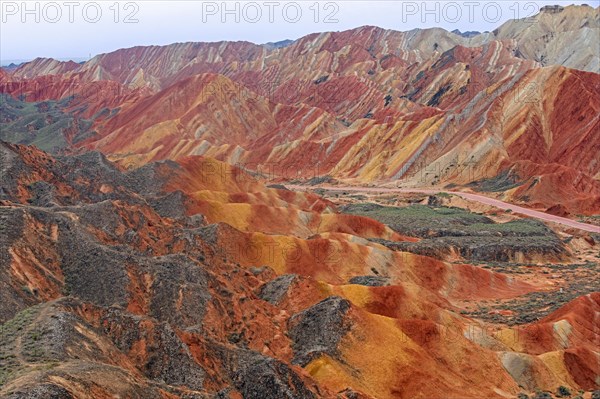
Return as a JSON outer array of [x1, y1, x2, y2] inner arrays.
[[557, 386, 571, 397]]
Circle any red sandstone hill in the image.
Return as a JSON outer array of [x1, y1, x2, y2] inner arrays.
[[1, 8, 598, 214], [1, 5, 599, 399], [1, 141, 598, 398], [10, 57, 80, 79]]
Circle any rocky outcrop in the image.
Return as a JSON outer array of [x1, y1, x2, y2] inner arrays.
[[257, 274, 299, 305], [288, 297, 353, 366], [231, 350, 318, 399], [540, 5, 564, 13], [0, 141, 597, 398], [4, 384, 75, 399], [2, 11, 600, 391], [99, 308, 207, 390], [348, 276, 389, 286]]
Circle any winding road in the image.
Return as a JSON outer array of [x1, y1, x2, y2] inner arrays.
[[288, 185, 600, 233]]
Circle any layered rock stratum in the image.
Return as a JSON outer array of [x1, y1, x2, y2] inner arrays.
[[2, 5, 599, 215], [1, 4, 599, 399], [1, 141, 598, 398]]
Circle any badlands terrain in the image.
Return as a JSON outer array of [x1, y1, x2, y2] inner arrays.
[[0, 3, 599, 399]]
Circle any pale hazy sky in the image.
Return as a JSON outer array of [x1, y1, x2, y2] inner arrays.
[[0, 0, 596, 64]]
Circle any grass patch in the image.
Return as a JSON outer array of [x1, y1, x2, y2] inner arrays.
[[0, 94, 96, 153], [345, 203, 564, 262], [341, 203, 491, 230], [0, 306, 38, 386], [341, 203, 549, 237], [469, 170, 522, 192]]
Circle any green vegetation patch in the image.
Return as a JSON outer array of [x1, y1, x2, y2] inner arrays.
[[0, 94, 96, 153], [0, 306, 38, 386], [343, 203, 565, 262], [341, 202, 492, 232], [468, 170, 523, 192]]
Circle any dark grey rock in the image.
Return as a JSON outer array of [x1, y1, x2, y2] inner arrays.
[[100, 308, 206, 390], [232, 351, 316, 399], [348, 276, 389, 287], [0, 207, 29, 322], [266, 184, 289, 191], [58, 226, 129, 308], [146, 254, 211, 328], [148, 190, 188, 218], [257, 274, 298, 304], [125, 160, 181, 196], [3, 383, 74, 399], [26, 181, 57, 206], [288, 296, 352, 366], [427, 195, 443, 207]]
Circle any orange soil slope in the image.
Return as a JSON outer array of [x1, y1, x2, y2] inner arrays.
[[1, 141, 598, 398]]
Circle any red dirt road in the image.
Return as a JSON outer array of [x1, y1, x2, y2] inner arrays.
[[289, 185, 600, 233]]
